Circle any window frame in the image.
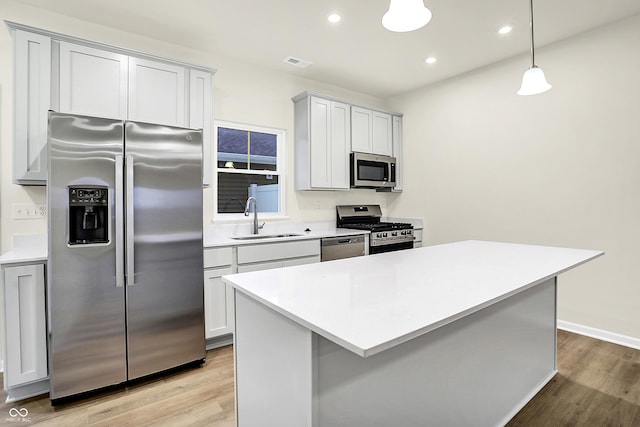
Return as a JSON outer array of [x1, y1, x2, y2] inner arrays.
[[212, 120, 287, 222]]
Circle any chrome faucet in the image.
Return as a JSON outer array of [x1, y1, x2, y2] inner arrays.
[[244, 197, 259, 234]]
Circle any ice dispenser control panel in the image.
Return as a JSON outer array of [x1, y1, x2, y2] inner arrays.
[[68, 186, 109, 245]]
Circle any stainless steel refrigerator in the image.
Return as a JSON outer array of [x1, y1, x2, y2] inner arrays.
[[47, 112, 205, 402]]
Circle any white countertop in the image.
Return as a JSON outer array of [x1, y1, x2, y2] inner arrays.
[[204, 226, 369, 247], [222, 240, 603, 357], [0, 234, 47, 266]]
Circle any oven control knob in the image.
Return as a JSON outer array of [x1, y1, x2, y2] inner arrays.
[[383, 233, 388, 237]]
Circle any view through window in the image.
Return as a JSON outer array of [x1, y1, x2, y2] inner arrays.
[[214, 121, 284, 217]]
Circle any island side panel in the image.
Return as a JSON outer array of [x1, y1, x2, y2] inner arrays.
[[314, 278, 557, 427], [234, 291, 314, 427]]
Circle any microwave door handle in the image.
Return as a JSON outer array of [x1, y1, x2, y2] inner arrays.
[[115, 155, 124, 288], [126, 155, 135, 286]]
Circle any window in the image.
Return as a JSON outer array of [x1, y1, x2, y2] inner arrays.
[[213, 120, 285, 219]]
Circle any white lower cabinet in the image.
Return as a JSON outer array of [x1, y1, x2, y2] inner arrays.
[[203, 241, 320, 343], [236, 239, 321, 273], [203, 247, 234, 340], [2, 263, 49, 401], [414, 229, 423, 248], [204, 266, 235, 339]]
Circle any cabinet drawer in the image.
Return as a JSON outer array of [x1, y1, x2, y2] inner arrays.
[[237, 240, 320, 264], [204, 247, 233, 268], [237, 261, 283, 273], [283, 255, 320, 267]]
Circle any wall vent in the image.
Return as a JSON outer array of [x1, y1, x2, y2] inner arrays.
[[283, 56, 313, 69]]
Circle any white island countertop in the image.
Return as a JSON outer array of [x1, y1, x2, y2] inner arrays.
[[223, 240, 603, 357]]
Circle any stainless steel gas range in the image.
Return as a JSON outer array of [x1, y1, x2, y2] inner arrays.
[[336, 205, 414, 254]]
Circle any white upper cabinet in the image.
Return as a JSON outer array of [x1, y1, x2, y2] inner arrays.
[[372, 111, 393, 156], [350, 106, 372, 154], [12, 29, 51, 184], [351, 106, 393, 156], [128, 57, 186, 126], [59, 44, 187, 126], [8, 22, 215, 185], [189, 69, 213, 187], [392, 115, 404, 192], [58, 42, 129, 119], [293, 91, 403, 191], [293, 94, 350, 190]]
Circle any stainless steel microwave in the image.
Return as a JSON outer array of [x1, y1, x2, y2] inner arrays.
[[350, 152, 396, 189]]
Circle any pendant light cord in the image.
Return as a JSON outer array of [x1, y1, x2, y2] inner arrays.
[[529, 0, 535, 67]]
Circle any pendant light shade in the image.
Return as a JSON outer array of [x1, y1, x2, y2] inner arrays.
[[517, 0, 551, 96], [382, 0, 432, 32], [517, 66, 551, 95]]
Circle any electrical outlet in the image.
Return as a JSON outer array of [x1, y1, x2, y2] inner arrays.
[[12, 203, 46, 220]]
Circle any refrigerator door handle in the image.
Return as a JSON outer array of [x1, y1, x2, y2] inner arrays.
[[115, 155, 124, 287], [126, 155, 135, 286]]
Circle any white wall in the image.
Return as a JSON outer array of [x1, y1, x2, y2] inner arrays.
[[0, 0, 391, 252], [388, 14, 640, 340]]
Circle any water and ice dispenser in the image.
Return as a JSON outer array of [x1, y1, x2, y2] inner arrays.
[[68, 186, 109, 245]]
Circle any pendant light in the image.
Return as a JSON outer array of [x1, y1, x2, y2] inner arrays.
[[517, 0, 551, 95], [382, 0, 432, 32]]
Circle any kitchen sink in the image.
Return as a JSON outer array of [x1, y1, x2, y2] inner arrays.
[[230, 233, 303, 240]]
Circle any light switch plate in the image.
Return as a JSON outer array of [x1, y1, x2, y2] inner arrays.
[[12, 203, 46, 219]]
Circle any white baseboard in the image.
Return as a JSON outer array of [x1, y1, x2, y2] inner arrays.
[[558, 320, 640, 350]]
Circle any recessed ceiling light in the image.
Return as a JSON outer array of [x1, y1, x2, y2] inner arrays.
[[498, 25, 513, 35], [425, 57, 437, 64], [328, 14, 341, 24]]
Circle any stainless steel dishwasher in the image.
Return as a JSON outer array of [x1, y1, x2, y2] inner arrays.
[[321, 235, 366, 262]]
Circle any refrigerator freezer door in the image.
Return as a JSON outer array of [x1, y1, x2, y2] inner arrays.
[[124, 121, 205, 380], [47, 112, 127, 400]]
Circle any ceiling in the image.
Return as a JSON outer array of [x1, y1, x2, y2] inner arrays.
[[15, 0, 640, 98]]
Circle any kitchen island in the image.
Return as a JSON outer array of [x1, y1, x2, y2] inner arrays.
[[222, 240, 603, 427]]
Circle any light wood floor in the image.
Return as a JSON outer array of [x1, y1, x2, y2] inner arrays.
[[507, 330, 640, 426], [2, 330, 640, 426], [0, 345, 235, 426]]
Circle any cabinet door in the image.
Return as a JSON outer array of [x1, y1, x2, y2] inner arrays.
[[13, 30, 51, 184], [189, 69, 213, 187], [4, 264, 47, 388], [59, 42, 128, 119], [204, 266, 235, 339], [330, 101, 350, 189], [307, 96, 350, 189], [129, 57, 186, 126], [351, 106, 372, 153], [372, 111, 393, 156], [309, 97, 331, 188], [392, 115, 403, 191]]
